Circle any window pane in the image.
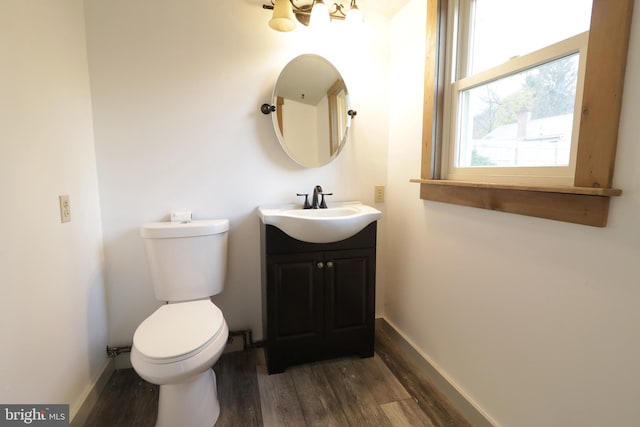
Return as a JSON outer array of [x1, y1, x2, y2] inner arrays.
[[456, 53, 579, 168], [469, 0, 591, 74]]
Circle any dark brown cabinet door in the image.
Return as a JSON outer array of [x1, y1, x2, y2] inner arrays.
[[268, 252, 323, 341], [324, 249, 375, 355]]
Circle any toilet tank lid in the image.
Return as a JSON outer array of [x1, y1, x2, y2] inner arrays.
[[140, 219, 229, 239]]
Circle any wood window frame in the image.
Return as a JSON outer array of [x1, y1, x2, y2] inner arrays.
[[412, 0, 634, 227], [327, 78, 347, 156]]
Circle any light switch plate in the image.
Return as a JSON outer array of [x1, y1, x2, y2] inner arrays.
[[59, 195, 71, 223], [374, 186, 385, 203]]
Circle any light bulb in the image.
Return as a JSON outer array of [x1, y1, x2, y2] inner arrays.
[[345, 4, 363, 26], [310, 0, 330, 29]]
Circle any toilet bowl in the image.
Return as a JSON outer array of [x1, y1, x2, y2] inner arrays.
[[131, 300, 229, 427], [133, 219, 230, 427]]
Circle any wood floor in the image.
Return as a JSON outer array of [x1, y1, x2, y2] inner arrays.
[[84, 327, 470, 427]]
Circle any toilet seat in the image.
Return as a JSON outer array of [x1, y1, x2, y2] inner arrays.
[[133, 300, 225, 364]]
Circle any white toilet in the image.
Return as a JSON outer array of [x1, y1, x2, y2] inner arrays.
[[131, 219, 230, 427]]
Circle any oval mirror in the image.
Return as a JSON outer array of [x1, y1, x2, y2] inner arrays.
[[269, 54, 352, 168]]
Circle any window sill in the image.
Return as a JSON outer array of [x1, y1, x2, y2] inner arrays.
[[410, 179, 622, 227]]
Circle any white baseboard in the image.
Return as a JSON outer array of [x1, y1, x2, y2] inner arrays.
[[70, 358, 115, 427], [375, 317, 497, 427]]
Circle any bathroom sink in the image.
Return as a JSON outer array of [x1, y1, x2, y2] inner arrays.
[[257, 202, 382, 243]]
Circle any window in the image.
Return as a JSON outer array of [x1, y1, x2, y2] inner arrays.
[[414, 0, 634, 226], [443, 0, 592, 186]]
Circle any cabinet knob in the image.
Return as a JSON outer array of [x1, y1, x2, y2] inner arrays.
[[326, 261, 334, 268], [317, 262, 324, 269]]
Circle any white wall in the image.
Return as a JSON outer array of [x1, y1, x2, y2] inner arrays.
[[83, 0, 391, 345], [282, 99, 318, 164], [386, 1, 640, 426], [0, 0, 109, 419]]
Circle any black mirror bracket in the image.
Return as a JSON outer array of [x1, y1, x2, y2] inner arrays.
[[261, 104, 276, 114]]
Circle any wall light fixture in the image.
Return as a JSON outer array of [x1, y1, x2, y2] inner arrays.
[[263, 0, 363, 32]]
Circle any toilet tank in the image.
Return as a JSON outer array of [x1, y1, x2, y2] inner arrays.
[[140, 219, 229, 302]]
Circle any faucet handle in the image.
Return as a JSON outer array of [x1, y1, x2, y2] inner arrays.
[[319, 192, 333, 209], [296, 193, 312, 209]]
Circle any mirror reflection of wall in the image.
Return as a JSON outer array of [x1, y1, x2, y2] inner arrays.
[[279, 95, 322, 164], [270, 54, 352, 168]]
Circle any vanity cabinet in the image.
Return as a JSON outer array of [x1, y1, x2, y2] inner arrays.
[[261, 222, 377, 374]]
